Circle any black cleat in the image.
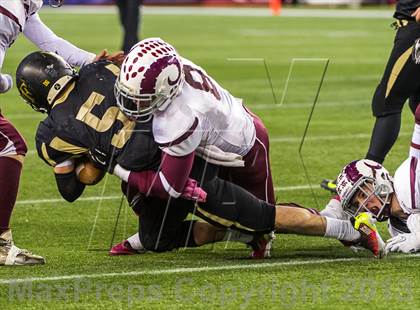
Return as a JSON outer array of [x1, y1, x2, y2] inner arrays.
[[320, 179, 337, 194]]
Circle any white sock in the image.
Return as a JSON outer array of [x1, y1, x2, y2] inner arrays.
[[223, 229, 254, 243], [324, 217, 360, 242], [127, 233, 144, 250]]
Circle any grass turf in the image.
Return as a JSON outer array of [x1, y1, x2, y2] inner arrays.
[[0, 7, 419, 309]]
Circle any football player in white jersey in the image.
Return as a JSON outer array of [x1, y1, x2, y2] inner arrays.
[[114, 37, 276, 257], [322, 103, 420, 254], [109, 38, 387, 259], [0, 0, 123, 266]]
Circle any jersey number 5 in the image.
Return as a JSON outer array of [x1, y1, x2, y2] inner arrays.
[[76, 92, 135, 148]]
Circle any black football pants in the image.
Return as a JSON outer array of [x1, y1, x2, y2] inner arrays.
[[367, 20, 420, 163], [116, 0, 142, 54]]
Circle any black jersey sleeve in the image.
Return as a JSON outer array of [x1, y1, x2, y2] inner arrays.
[[394, 0, 420, 19], [35, 120, 88, 167]]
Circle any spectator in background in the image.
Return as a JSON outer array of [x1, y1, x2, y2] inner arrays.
[[116, 0, 143, 53]]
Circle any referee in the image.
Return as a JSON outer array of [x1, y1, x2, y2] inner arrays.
[[116, 0, 143, 54]]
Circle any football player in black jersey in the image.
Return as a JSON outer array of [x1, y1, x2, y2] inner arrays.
[[322, 1, 420, 193], [17, 51, 387, 259]]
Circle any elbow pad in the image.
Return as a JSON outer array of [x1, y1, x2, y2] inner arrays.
[[55, 171, 85, 202]]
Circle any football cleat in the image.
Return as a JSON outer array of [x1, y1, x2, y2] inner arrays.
[[109, 240, 147, 256], [0, 230, 45, 266], [320, 179, 337, 194], [248, 233, 275, 259], [352, 213, 385, 258]]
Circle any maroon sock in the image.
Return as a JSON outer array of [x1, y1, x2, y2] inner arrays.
[[0, 157, 22, 233]]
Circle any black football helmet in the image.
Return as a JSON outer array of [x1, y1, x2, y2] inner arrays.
[[16, 51, 76, 114]]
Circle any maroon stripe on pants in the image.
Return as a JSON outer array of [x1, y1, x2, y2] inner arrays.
[[0, 114, 27, 156], [220, 112, 275, 204], [410, 157, 418, 210], [0, 157, 22, 233]]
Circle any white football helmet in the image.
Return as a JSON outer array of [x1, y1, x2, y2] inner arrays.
[[115, 38, 184, 122], [336, 159, 394, 221]]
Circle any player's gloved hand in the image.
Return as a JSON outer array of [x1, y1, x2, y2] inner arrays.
[[385, 232, 420, 254], [0, 74, 13, 93], [352, 212, 386, 258], [88, 147, 115, 173], [181, 178, 207, 203]]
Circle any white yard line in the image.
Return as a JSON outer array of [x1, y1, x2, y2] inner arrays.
[[15, 185, 318, 205], [15, 195, 121, 205], [40, 6, 394, 19], [1, 254, 418, 285]]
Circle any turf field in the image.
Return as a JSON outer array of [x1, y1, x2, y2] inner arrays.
[[1, 6, 419, 309]]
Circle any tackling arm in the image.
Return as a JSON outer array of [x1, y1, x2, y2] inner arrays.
[[23, 13, 95, 67], [115, 151, 205, 201]]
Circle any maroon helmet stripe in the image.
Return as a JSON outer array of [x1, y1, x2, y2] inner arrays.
[[159, 117, 198, 147], [410, 156, 418, 209], [0, 5, 22, 32], [411, 142, 420, 150]]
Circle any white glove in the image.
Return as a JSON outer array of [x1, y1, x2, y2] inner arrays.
[[385, 232, 420, 254], [0, 74, 13, 93], [407, 213, 420, 232]]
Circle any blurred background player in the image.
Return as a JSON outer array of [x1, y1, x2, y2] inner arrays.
[[322, 2, 420, 193], [116, 0, 143, 54], [0, 0, 122, 266]]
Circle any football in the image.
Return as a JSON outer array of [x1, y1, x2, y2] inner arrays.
[[75, 157, 105, 185]]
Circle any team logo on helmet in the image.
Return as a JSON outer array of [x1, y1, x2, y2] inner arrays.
[[115, 38, 185, 122]]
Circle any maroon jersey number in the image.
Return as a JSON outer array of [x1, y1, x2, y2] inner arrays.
[[183, 65, 221, 101]]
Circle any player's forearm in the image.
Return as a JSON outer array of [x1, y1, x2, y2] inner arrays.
[[54, 160, 85, 202], [55, 171, 85, 202], [114, 152, 195, 199], [23, 14, 95, 67]]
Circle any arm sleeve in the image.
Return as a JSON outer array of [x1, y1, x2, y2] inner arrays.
[[23, 13, 95, 67], [127, 152, 195, 200]]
